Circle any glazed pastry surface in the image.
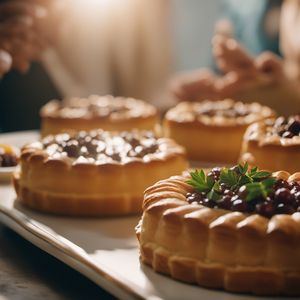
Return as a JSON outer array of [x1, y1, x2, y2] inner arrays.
[[163, 99, 275, 163], [240, 116, 300, 173], [14, 130, 188, 216], [40, 95, 159, 136]]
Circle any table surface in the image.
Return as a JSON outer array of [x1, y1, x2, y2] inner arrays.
[[0, 223, 116, 300]]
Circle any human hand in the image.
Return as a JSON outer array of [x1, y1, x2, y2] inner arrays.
[[169, 69, 221, 102], [0, 0, 66, 77], [169, 34, 285, 102], [0, 49, 12, 77], [212, 34, 256, 75], [169, 35, 258, 102]]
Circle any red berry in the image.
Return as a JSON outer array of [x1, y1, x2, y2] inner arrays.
[[217, 196, 232, 210], [238, 186, 248, 199], [274, 188, 294, 204], [275, 203, 295, 215], [256, 202, 274, 218], [231, 199, 248, 212]]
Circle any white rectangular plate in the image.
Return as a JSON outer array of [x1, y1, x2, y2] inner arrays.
[[0, 131, 289, 300]]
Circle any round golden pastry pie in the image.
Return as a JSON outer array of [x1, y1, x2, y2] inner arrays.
[[136, 164, 300, 295], [40, 95, 159, 137], [240, 115, 300, 173], [13, 130, 188, 216], [163, 99, 275, 163]]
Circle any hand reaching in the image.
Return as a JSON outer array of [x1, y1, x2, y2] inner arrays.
[[213, 35, 284, 98], [213, 34, 256, 74], [0, 49, 12, 76], [169, 69, 220, 102], [170, 34, 285, 102], [0, 0, 65, 77]]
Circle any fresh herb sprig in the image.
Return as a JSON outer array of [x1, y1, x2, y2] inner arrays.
[[187, 163, 275, 204], [219, 162, 272, 190], [244, 177, 276, 202], [186, 169, 221, 201], [186, 169, 214, 192]]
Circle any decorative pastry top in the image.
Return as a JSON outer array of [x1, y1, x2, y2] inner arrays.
[[245, 115, 300, 146], [21, 130, 185, 166], [40, 95, 157, 121], [0, 144, 18, 167], [165, 99, 275, 126], [186, 163, 300, 218]]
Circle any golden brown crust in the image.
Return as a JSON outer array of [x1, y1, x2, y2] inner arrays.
[[240, 120, 300, 173], [164, 100, 274, 127], [136, 172, 300, 295], [163, 100, 275, 163], [14, 133, 188, 216], [13, 173, 142, 216], [40, 95, 159, 136]]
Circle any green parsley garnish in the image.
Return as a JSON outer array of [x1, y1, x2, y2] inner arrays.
[[186, 169, 220, 201], [187, 163, 275, 204], [244, 177, 276, 202], [187, 169, 214, 192]]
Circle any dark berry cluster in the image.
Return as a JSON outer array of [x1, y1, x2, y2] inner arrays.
[[89, 103, 129, 117], [0, 153, 18, 167], [186, 167, 300, 218], [43, 131, 158, 162], [270, 115, 300, 138], [200, 103, 249, 118]]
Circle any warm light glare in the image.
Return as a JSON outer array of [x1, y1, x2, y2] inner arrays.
[[87, 0, 111, 7], [76, 0, 118, 10]]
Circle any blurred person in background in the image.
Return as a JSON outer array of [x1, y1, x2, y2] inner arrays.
[[171, 0, 300, 116], [1, 0, 300, 133], [0, 0, 65, 132]]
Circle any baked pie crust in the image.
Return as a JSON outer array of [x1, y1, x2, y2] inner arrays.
[[240, 117, 300, 173], [13, 130, 188, 216], [163, 99, 275, 163], [40, 95, 159, 136], [136, 171, 300, 295]]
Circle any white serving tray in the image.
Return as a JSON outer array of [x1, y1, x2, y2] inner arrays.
[[0, 131, 289, 300]]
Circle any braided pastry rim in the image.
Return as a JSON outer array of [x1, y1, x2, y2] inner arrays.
[[136, 170, 300, 295]]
